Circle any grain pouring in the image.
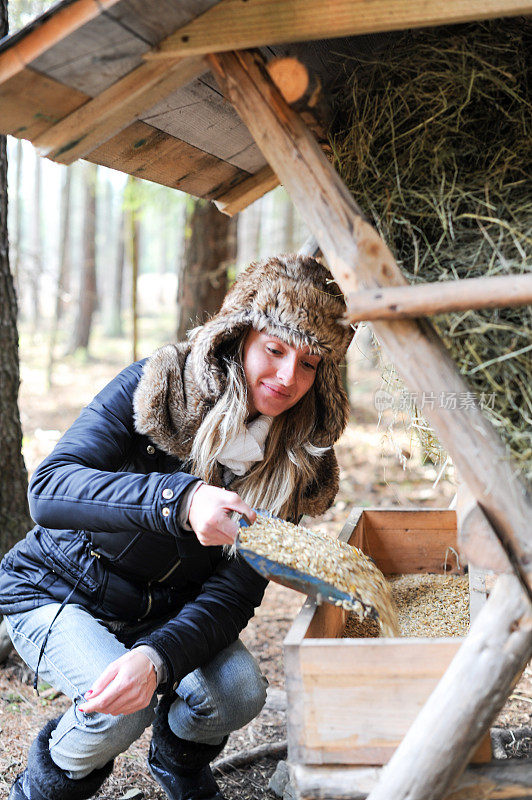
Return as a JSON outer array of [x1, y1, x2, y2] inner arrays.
[[238, 515, 400, 636]]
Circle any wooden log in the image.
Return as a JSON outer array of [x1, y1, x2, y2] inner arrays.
[[266, 56, 329, 145], [291, 759, 532, 800], [266, 56, 323, 109], [32, 55, 206, 164], [207, 50, 532, 601], [346, 273, 532, 322], [0, 0, 122, 85], [213, 164, 279, 216], [365, 574, 532, 800], [146, 0, 532, 58]]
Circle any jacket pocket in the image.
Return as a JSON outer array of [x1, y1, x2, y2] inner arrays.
[[90, 530, 180, 582], [42, 530, 98, 594], [91, 530, 145, 564]]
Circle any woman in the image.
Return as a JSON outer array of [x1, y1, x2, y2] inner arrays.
[[0, 254, 353, 800]]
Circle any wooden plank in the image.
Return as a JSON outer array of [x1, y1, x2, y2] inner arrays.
[[0, 67, 88, 139], [304, 601, 346, 641], [362, 509, 456, 531], [291, 760, 532, 800], [295, 638, 489, 765], [147, 0, 532, 58], [214, 164, 279, 215], [208, 50, 532, 602], [0, 0, 121, 85], [87, 119, 246, 199], [366, 575, 532, 800], [347, 273, 532, 322], [101, 0, 221, 46], [138, 75, 267, 173], [33, 56, 207, 163], [29, 13, 148, 96], [353, 510, 460, 574], [354, 528, 462, 575]]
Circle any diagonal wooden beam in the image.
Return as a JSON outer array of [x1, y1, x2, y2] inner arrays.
[[32, 56, 206, 164], [207, 50, 532, 600], [146, 0, 532, 58]]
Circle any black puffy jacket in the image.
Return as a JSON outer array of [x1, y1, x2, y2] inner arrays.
[[0, 360, 267, 690]]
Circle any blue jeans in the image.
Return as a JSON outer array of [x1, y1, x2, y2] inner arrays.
[[5, 604, 267, 780]]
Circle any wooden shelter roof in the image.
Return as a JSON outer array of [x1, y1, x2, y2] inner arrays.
[[0, 0, 529, 214]]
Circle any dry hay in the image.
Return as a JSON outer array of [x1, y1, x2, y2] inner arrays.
[[332, 19, 532, 480], [238, 516, 399, 635], [342, 573, 470, 638]]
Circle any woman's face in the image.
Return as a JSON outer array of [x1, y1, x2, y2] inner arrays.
[[242, 329, 321, 418]]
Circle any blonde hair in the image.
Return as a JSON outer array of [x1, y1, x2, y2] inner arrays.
[[189, 336, 328, 519]]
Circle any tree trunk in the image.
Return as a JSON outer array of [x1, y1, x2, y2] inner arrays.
[[29, 151, 42, 334], [105, 200, 125, 338], [280, 193, 296, 252], [0, 0, 32, 562], [46, 167, 72, 387], [12, 137, 22, 294], [237, 201, 261, 269], [69, 163, 98, 354], [176, 199, 235, 341]]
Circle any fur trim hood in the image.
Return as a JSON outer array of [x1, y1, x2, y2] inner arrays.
[[134, 255, 354, 516]]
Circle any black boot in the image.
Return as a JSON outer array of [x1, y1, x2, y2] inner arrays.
[[148, 694, 228, 800], [9, 717, 113, 800]]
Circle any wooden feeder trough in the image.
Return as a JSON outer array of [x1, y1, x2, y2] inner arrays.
[[284, 507, 494, 787]]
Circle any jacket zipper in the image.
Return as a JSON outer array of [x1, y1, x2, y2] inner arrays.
[[139, 556, 182, 620]]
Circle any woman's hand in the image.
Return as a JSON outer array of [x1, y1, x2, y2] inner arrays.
[[188, 484, 256, 547], [78, 650, 157, 716]]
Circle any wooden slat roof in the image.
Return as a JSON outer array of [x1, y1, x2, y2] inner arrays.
[[0, 0, 528, 213]]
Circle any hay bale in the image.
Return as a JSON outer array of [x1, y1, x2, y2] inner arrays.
[[332, 19, 531, 480]]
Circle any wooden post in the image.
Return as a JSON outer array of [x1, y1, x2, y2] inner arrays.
[[207, 50, 532, 601], [364, 575, 532, 800]]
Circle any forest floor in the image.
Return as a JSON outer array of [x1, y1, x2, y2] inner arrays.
[[1, 325, 530, 799]]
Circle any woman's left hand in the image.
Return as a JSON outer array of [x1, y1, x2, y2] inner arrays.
[[78, 650, 157, 716]]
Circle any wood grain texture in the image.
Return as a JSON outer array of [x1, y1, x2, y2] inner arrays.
[[139, 74, 267, 173], [33, 56, 207, 163], [366, 574, 532, 799], [101, 0, 220, 46], [0, 60, 253, 201], [87, 119, 245, 198], [28, 13, 148, 96], [289, 635, 491, 765], [151, 0, 532, 56], [214, 164, 279, 215], [353, 509, 461, 575], [0, 67, 88, 139], [346, 273, 532, 322], [208, 49, 532, 602]]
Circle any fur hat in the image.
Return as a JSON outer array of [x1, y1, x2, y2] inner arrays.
[[188, 255, 353, 450], [134, 255, 353, 511]]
